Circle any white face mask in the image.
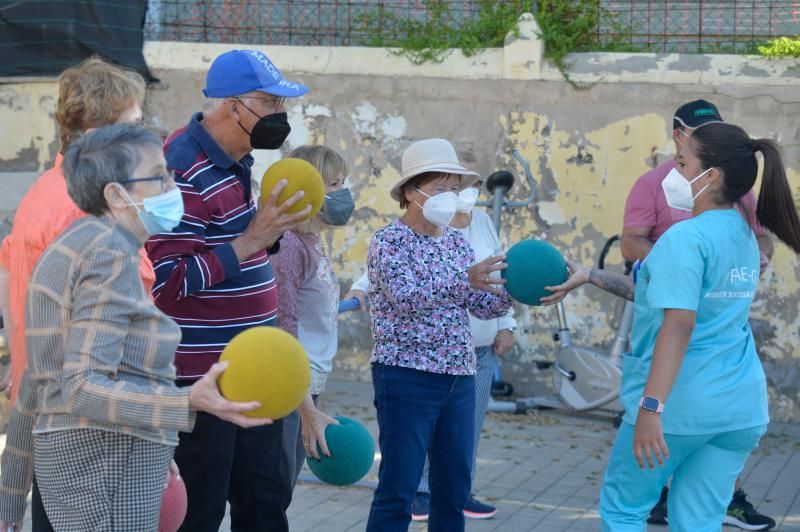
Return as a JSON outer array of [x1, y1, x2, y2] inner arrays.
[[415, 188, 458, 227], [456, 187, 480, 214], [662, 167, 711, 212]]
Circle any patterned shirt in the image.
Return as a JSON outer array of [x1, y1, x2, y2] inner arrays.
[[0, 216, 194, 523], [367, 219, 512, 375], [147, 113, 279, 380]]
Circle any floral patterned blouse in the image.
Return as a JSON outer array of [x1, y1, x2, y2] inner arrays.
[[367, 219, 512, 375]]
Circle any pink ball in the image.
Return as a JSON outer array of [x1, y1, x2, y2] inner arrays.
[[159, 470, 188, 532]]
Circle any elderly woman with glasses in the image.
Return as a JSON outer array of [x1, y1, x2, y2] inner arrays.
[[0, 124, 272, 532], [0, 56, 157, 532], [365, 138, 512, 532]]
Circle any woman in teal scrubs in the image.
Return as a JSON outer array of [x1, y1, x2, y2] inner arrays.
[[543, 122, 800, 531]]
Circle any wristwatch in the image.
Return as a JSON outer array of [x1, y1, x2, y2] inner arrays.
[[639, 396, 664, 414]]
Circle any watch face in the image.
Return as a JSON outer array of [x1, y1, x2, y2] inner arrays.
[[642, 397, 660, 412]]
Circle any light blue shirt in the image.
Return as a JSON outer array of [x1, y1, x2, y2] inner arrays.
[[621, 209, 769, 434]]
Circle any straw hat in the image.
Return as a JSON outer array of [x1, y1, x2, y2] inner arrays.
[[390, 138, 480, 202]]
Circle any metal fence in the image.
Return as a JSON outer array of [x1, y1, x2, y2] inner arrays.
[[598, 1, 800, 53], [144, 0, 491, 46], [144, 0, 800, 52]]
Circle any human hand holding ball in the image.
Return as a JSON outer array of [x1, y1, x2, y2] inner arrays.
[[306, 416, 375, 486], [539, 259, 591, 305], [467, 254, 508, 294], [499, 239, 570, 306], [187, 361, 273, 428], [299, 398, 340, 460], [259, 158, 326, 218], [230, 158, 324, 261], [217, 326, 311, 420], [188, 326, 311, 425]]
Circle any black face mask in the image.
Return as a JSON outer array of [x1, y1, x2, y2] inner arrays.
[[235, 99, 291, 150], [249, 112, 291, 150]]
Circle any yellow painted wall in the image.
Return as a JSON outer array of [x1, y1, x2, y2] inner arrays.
[[0, 83, 58, 169], [1, 54, 798, 421], [321, 101, 800, 422]]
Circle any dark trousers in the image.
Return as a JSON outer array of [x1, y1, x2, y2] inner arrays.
[[31, 476, 54, 532], [366, 364, 475, 532], [175, 409, 304, 532]]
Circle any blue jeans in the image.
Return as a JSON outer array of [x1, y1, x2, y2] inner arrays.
[[418, 344, 495, 494], [367, 364, 475, 532]]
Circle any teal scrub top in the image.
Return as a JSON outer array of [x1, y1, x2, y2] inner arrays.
[[621, 209, 769, 435]]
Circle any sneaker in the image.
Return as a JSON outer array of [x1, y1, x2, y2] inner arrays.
[[411, 492, 429, 522], [464, 494, 497, 519], [724, 489, 776, 530], [646, 486, 669, 525]]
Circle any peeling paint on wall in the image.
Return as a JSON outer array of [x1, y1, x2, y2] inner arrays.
[[2, 67, 799, 421], [324, 104, 800, 422], [0, 84, 59, 170]]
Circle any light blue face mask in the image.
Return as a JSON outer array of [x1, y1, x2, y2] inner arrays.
[[120, 186, 184, 235]]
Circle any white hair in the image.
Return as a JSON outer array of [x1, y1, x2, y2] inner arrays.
[[203, 97, 227, 114]]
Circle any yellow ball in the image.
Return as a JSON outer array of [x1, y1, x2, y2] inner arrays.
[[218, 327, 310, 419], [260, 158, 325, 221]]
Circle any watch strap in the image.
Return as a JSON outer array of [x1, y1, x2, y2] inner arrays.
[[639, 396, 664, 413]]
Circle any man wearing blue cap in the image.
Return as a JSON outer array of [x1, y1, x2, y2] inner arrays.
[[145, 49, 312, 531]]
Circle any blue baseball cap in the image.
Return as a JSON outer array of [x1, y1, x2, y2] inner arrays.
[[203, 49, 309, 98]]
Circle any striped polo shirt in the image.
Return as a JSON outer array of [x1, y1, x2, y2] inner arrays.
[[146, 113, 279, 380]]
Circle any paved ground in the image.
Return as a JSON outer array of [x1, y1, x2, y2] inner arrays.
[[261, 378, 800, 531], [4, 376, 799, 531]]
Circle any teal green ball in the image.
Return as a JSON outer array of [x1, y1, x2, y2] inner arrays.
[[501, 239, 568, 306], [306, 416, 375, 486]]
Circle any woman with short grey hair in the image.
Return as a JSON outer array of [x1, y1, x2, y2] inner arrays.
[[0, 124, 272, 531]]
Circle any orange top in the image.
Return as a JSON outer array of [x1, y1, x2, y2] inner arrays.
[[0, 155, 156, 403]]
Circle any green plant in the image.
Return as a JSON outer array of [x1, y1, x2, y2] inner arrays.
[[358, 0, 634, 86], [758, 37, 800, 58], [357, 1, 788, 85], [358, 0, 528, 65], [532, 0, 639, 86], [533, 0, 601, 72]]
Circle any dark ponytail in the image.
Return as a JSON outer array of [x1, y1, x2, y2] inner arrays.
[[692, 123, 800, 253], [754, 138, 800, 253]]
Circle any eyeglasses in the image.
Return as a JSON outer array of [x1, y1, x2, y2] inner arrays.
[[237, 95, 286, 112], [119, 171, 175, 193]]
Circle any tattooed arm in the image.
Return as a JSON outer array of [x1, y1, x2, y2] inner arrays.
[[541, 260, 634, 305], [588, 268, 634, 301]]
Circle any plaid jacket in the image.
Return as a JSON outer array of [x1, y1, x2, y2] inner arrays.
[[0, 216, 195, 522]]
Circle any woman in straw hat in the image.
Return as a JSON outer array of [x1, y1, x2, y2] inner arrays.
[[365, 138, 512, 532]]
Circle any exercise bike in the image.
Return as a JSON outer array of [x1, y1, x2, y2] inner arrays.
[[482, 149, 631, 424]]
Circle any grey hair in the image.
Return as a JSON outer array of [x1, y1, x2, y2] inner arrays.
[[62, 123, 162, 216], [203, 97, 227, 114]]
